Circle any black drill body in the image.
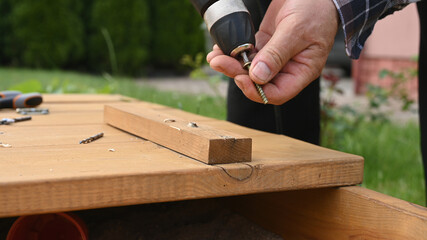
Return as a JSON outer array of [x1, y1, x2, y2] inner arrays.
[[190, 0, 268, 104], [190, 0, 256, 56]]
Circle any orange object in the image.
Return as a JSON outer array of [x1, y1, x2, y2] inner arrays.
[[7, 212, 88, 240]]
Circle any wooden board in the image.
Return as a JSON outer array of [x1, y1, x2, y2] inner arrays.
[[41, 94, 137, 103], [105, 103, 252, 164], [0, 94, 364, 218], [226, 186, 427, 239]]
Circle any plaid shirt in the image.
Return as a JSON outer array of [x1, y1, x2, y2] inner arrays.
[[332, 0, 420, 59]]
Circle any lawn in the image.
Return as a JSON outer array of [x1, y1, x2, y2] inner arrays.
[[0, 68, 226, 120], [0, 67, 425, 206], [323, 121, 424, 205]]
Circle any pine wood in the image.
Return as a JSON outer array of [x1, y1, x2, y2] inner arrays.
[[226, 186, 427, 239], [0, 94, 364, 218], [42, 94, 136, 103], [104, 103, 252, 164]]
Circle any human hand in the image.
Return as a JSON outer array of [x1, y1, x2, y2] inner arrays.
[[206, 0, 339, 105]]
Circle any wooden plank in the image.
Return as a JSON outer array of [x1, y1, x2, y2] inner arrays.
[[42, 94, 136, 103], [104, 103, 252, 164], [226, 186, 427, 239], [0, 140, 362, 217], [0, 124, 140, 147], [0, 111, 103, 126], [0, 94, 364, 217]]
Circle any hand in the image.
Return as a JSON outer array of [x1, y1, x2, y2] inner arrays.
[[206, 0, 339, 105]]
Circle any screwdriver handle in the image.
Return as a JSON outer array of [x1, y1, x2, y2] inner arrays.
[[0, 91, 21, 99], [0, 93, 43, 109]]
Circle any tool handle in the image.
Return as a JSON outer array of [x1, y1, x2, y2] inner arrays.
[[0, 91, 21, 99], [0, 93, 43, 109]]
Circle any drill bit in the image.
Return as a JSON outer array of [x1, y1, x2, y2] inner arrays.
[[0, 116, 32, 125], [241, 52, 268, 104], [79, 132, 104, 144]]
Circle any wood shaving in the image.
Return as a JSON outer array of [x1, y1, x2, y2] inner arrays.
[[170, 126, 181, 131], [0, 143, 12, 148]]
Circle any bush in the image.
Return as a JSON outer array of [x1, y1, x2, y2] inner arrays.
[[89, 0, 150, 75], [0, 0, 12, 65], [7, 0, 85, 68], [150, 0, 205, 70], [0, 0, 205, 75]]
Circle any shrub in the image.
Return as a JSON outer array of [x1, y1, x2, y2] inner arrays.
[[0, 0, 12, 65], [7, 0, 85, 68], [89, 0, 150, 75], [1, 0, 205, 75], [149, 0, 205, 70]]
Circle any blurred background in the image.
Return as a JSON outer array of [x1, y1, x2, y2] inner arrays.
[[0, 0, 206, 76]]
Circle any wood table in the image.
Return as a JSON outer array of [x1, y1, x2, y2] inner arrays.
[[0, 94, 362, 217], [1, 94, 425, 239]]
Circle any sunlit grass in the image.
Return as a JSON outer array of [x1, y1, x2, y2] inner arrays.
[[0, 68, 226, 120]]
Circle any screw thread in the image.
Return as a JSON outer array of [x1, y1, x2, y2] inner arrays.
[[241, 52, 269, 104], [254, 83, 268, 104]]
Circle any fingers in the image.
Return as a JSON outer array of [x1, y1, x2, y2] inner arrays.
[[250, 18, 307, 85], [235, 60, 318, 105], [207, 45, 248, 78], [234, 75, 266, 104], [206, 45, 222, 63]]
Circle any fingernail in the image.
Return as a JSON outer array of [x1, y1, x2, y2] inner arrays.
[[251, 61, 271, 83]]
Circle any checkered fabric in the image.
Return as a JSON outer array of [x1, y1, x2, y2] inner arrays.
[[332, 0, 420, 59]]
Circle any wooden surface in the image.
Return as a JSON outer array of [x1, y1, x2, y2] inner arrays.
[[226, 186, 427, 239], [105, 103, 252, 164], [0, 94, 364, 218]]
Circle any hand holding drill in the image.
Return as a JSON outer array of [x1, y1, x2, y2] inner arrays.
[[193, 0, 339, 105]]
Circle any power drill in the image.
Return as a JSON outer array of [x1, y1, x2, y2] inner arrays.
[[190, 0, 268, 104]]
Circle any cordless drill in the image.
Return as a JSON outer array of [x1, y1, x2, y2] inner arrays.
[[190, 0, 268, 104]]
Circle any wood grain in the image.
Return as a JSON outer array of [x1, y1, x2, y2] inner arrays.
[[0, 94, 364, 218], [42, 94, 136, 103], [226, 186, 427, 239], [104, 103, 252, 164]]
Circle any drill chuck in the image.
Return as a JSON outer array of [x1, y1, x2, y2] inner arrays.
[[191, 0, 268, 104], [191, 0, 255, 56]]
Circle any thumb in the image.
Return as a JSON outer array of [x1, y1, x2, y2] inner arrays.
[[250, 21, 305, 84]]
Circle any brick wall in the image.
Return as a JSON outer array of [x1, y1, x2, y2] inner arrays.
[[352, 57, 418, 101]]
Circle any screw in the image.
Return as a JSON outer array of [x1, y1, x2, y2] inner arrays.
[[79, 132, 104, 144], [241, 52, 268, 104]]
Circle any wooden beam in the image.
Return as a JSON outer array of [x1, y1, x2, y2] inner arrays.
[[226, 186, 427, 239], [104, 103, 252, 164]]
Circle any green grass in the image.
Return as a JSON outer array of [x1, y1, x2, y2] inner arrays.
[[0, 68, 226, 120], [323, 120, 425, 206], [1, 67, 425, 206]]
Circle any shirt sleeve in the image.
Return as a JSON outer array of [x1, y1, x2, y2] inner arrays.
[[331, 0, 420, 59]]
